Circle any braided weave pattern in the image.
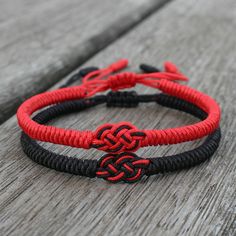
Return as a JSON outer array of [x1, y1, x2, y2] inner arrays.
[[21, 134, 98, 177], [147, 128, 221, 175], [107, 91, 139, 108], [21, 91, 221, 183]]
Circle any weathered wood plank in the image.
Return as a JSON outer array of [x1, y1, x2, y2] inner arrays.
[[1, 0, 236, 235], [0, 0, 169, 124]]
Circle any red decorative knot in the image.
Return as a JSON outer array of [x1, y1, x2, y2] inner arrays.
[[92, 122, 146, 153], [96, 152, 150, 183]]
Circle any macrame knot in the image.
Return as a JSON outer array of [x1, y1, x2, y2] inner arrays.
[[92, 122, 146, 153], [107, 72, 137, 91], [96, 152, 150, 183], [107, 91, 139, 108]]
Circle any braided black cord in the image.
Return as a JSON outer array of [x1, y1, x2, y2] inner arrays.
[[107, 91, 139, 108], [20, 91, 221, 178], [146, 129, 220, 175], [146, 94, 221, 175], [21, 134, 98, 177]]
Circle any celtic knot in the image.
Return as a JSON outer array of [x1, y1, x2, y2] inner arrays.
[[92, 122, 146, 153], [96, 152, 150, 183]]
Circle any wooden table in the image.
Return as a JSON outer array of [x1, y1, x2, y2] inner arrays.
[[0, 0, 235, 235]]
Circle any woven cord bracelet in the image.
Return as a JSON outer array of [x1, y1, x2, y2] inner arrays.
[[17, 59, 221, 154], [21, 91, 221, 183]]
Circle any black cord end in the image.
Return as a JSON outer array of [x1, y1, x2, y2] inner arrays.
[[139, 64, 161, 73], [79, 67, 99, 77]]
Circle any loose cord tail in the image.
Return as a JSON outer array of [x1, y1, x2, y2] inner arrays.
[[81, 59, 189, 97]]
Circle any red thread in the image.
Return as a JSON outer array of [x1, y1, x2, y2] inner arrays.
[[17, 59, 221, 153], [81, 60, 188, 97]]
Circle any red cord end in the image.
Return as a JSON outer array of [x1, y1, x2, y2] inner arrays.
[[164, 61, 179, 74], [164, 61, 189, 81], [108, 59, 129, 72]]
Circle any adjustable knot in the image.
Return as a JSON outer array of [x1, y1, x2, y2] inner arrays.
[[81, 59, 188, 98], [92, 122, 146, 153], [96, 152, 150, 183], [107, 72, 137, 91], [107, 91, 139, 108]]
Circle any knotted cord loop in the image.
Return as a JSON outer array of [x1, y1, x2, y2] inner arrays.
[[81, 59, 189, 97]]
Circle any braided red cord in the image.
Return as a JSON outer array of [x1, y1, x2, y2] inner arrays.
[[17, 59, 221, 153]]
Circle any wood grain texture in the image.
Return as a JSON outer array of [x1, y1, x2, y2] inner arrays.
[[0, 0, 169, 124], [1, 0, 236, 235]]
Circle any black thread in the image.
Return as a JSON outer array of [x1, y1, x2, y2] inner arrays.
[[107, 91, 139, 108]]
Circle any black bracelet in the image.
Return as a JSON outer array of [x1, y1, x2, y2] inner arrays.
[[21, 91, 221, 183]]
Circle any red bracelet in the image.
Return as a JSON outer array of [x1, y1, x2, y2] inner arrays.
[[17, 59, 221, 153]]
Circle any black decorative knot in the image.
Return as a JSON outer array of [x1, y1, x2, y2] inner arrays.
[[92, 122, 146, 153], [96, 152, 150, 183]]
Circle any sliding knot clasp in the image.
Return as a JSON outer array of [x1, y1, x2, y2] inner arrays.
[[107, 72, 137, 91]]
